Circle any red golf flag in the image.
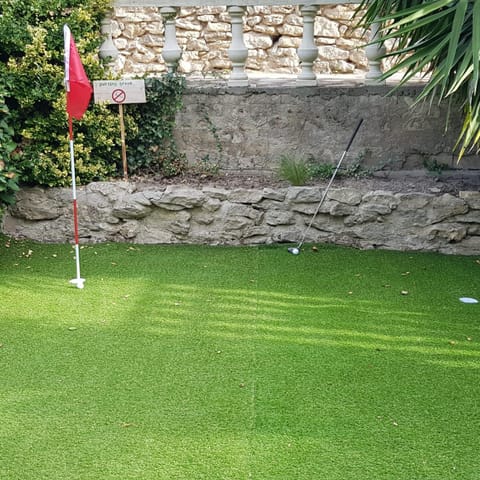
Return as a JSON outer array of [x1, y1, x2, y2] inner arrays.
[[64, 25, 92, 120]]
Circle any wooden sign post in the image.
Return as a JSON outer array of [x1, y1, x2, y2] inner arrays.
[[118, 102, 127, 179], [93, 80, 146, 180]]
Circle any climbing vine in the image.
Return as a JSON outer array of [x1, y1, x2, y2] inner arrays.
[[127, 73, 187, 178]]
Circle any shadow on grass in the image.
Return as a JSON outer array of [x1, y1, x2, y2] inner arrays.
[[121, 281, 479, 370]]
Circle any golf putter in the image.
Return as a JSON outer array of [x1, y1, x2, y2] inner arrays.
[[288, 118, 364, 255]]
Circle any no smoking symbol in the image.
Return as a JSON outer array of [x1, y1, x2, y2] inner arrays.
[[112, 88, 126, 104]]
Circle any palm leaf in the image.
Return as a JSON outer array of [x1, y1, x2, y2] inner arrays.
[[439, 0, 469, 98], [447, 59, 473, 97], [472, 0, 480, 96], [375, 0, 458, 28], [355, 0, 479, 159], [376, 36, 450, 90], [456, 100, 480, 157], [377, 8, 453, 39]]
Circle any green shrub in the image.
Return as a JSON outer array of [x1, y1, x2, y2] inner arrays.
[[423, 157, 449, 175], [309, 159, 373, 181], [0, 2, 201, 187], [0, 0, 121, 187], [0, 87, 19, 211], [190, 154, 221, 177], [278, 154, 372, 186], [309, 162, 336, 180]]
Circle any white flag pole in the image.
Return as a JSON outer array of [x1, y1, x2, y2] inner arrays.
[[68, 116, 85, 289], [64, 25, 85, 289]]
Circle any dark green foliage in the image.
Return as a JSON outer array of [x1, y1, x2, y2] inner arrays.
[[127, 74, 187, 178], [308, 161, 336, 180], [1, 1, 189, 187], [0, 87, 19, 211], [423, 157, 449, 175], [0, 0, 121, 187], [355, 0, 480, 159]]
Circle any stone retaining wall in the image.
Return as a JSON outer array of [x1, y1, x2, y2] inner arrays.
[[174, 84, 480, 173], [3, 182, 480, 255], [112, 4, 366, 75]]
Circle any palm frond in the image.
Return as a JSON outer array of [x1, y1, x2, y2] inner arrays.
[[472, 0, 480, 97], [355, 0, 480, 158]]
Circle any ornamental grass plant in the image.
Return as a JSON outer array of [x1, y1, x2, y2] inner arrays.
[[278, 154, 312, 186]]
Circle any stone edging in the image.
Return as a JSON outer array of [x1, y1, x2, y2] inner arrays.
[[3, 182, 480, 255]]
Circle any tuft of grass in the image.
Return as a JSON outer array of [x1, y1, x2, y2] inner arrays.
[[278, 154, 311, 186], [1, 235, 479, 479]]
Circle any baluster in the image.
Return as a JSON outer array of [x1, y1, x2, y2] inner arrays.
[[227, 6, 248, 87], [297, 4, 319, 86], [365, 22, 386, 84], [160, 7, 182, 71], [99, 14, 119, 61]]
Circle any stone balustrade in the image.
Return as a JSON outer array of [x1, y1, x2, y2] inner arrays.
[[4, 183, 480, 255], [105, 1, 385, 85]]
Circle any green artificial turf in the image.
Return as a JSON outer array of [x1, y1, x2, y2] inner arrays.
[[0, 236, 479, 479]]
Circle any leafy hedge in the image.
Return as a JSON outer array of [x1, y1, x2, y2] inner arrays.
[[0, 0, 120, 189], [0, 87, 18, 210], [0, 0, 188, 210]]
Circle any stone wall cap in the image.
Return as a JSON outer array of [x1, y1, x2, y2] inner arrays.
[[182, 82, 424, 97], [115, 0, 359, 7]]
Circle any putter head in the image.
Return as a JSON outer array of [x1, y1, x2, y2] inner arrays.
[[69, 278, 85, 289], [287, 247, 300, 255]]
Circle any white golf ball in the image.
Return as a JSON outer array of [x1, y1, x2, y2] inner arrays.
[[291, 247, 299, 255]]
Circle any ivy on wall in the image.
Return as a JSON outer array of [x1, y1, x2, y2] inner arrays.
[[128, 74, 187, 178]]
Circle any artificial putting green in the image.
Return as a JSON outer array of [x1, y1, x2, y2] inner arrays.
[[0, 236, 479, 479]]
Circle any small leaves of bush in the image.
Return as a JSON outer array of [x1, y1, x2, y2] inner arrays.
[[128, 74, 187, 178], [0, 0, 121, 188], [0, 87, 19, 211], [1, 1, 189, 189], [423, 157, 448, 176]]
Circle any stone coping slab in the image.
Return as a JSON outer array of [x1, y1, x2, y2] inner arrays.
[[115, 0, 359, 8]]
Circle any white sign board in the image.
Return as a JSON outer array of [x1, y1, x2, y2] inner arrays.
[[93, 80, 146, 105]]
